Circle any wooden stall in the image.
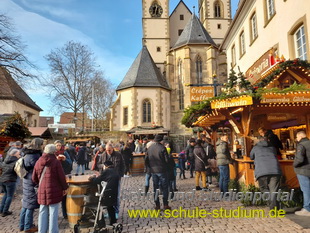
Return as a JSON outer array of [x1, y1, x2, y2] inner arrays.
[[192, 61, 310, 188]]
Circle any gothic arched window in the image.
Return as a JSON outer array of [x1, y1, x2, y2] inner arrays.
[[177, 59, 184, 110], [143, 99, 152, 123], [196, 56, 203, 84], [214, 1, 222, 18]]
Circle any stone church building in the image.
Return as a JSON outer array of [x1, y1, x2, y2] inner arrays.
[[110, 0, 231, 148]]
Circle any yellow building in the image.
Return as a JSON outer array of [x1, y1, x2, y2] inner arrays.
[[111, 0, 231, 148]]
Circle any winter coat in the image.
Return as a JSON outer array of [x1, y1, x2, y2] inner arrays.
[[89, 167, 119, 206], [202, 142, 216, 160], [32, 153, 68, 205], [0, 155, 18, 182], [145, 142, 169, 174], [98, 150, 125, 177], [68, 145, 77, 162], [294, 137, 310, 177], [193, 145, 208, 171], [185, 145, 195, 162], [76, 146, 87, 165], [216, 140, 232, 166], [167, 156, 176, 180], [92, 150, 104, 171], [121, 147, 133, 165], [60, 150, 73, 175], [22, 148, 41, 209], [265, 130, 283, 155], [250, 140, 282, 180]]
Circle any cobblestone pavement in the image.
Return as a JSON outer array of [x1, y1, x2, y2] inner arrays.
[[1, 170, 310, 233]]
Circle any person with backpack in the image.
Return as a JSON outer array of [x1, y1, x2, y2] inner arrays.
[[19, 138, 43, 232], [0, 149, 20, 217]]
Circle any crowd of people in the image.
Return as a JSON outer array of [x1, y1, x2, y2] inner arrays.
[[0, 128, 310, 233]]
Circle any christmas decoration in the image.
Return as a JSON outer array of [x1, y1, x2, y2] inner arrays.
[[0, 112, 31, 139]]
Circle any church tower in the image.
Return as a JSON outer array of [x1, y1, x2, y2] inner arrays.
[[198, 0, 231, 45], [142, 0, 170, 74]]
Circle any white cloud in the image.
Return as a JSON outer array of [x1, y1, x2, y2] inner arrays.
[[1, 0, 133, 115]]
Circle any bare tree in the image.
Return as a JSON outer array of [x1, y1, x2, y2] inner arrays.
[[90, 71, 115, 131], [43, 41, 96, 127], [0, 14, 36, 82]]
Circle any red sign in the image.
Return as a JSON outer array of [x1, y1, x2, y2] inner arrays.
[[245, 50, 271, 84]]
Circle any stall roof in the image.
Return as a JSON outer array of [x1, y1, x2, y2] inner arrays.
[[28, 127, 52, 138]]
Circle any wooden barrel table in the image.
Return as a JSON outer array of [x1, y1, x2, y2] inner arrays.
[[66, 174, 96, 228], [131, 153, 145, 175]]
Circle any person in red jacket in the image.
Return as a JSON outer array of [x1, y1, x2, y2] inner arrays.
[[32, 144, 68, 233]]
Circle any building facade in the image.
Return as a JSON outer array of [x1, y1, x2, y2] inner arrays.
[[221, 0, 309, 78], [111, 0, 231, 141], [0, 67, 42, 127]]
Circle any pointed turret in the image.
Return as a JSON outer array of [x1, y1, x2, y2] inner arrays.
[[173, 13, 216, 49], [116, 46, 170, 91]]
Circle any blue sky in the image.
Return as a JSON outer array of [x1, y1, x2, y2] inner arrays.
[[0, 0, 239, 121]]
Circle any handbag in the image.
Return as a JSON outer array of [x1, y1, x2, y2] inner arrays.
[[34, 166, 47, 194]]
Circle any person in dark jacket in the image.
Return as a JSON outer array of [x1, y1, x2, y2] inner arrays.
[[145, 135, 171, 210], [141, 138, 148, 153], [250, 138, 282, 209], [56, 143, 73, 220], [203, 138, 217, 188], [68, 143, 77, 162], [193, 139, 208, 191], [294, 131, 310, 216], [120, 142, 133, 176], [216, 134, 232, 193], [19, 138, 43, 232], [258, 127, 283, 156], [185, 138, 196, 178], [178, 150, 186, 179], [0, 149, 20, 217], [75, 143, 87, 175], [89, 161, 119, 225], [32, 144, 68, 233], [97, 144, 125, 216]]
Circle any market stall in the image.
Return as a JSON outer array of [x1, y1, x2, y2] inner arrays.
[[185, 59, 310, 188]]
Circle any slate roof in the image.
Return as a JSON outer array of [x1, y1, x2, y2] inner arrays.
[[116, 46, 170, 91], [0, 67, 42, 111], [173, 13, 217, 49]]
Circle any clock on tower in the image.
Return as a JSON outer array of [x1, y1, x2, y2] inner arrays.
[[149, 2, 163, 17]]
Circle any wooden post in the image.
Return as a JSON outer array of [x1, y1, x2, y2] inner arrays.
[[241, 106, 253, 156]]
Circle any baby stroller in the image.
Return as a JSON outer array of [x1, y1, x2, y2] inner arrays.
[[74, 181, 123, 233]]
